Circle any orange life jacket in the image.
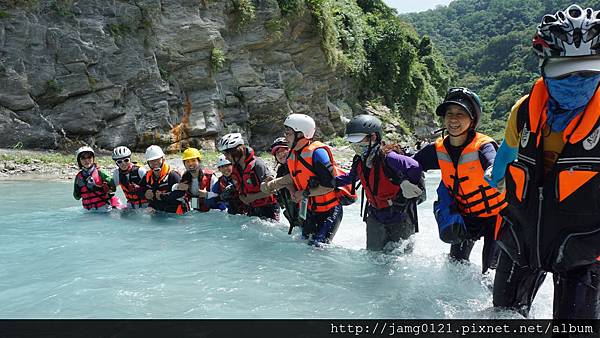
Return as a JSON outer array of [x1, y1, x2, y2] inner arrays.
[[145, 163, 187, 215], [287, 141, 341, 212], [500, 78, 600, 270], [75, 167, 110, 210], [435, 133, 507, 218]]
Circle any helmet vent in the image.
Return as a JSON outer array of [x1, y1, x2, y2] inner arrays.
[[568, 7, 582, 18]]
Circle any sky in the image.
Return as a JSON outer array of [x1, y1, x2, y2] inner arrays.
[[382, 0, 454, 13]]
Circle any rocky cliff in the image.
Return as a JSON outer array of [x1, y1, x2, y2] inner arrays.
[[0, 0, 356, 152]]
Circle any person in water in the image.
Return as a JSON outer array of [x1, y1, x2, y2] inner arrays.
[[211, 154, 247, 215], [140, 145, 188, 214], [217, 133, 279, 220], [336, 115, 424, 251], [413, 87, 506, 274], [176, 147, 219, 212], [269, 137, 303, 235], [262, 114, 350, 245], [111, 146, 147, 209], [73, 146, 117, 212], [486, 4, 600, 319]]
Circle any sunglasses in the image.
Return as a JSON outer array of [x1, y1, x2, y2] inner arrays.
[[115, 158, 130, 164], [80, 155, 93, 160]]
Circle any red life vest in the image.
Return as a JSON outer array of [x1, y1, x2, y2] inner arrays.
[[435, 133, 507, 218], [75, 167, 110, 210], [232, 147, 276, 208], [355, 155, 402, 210], [183, 169, 214, 212], [118, 165, 147, 208], [218, 175, 248, 214]]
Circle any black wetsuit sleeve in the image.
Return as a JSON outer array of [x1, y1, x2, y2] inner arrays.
[[412, 143, 439, 171], [479, 142, 498, 170], [73, 180, 81, 200], [276, 164, 290, 178]]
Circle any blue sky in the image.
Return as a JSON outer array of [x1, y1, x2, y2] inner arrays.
[[382, 0, 454, 13]]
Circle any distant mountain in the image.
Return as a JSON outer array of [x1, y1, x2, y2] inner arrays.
[[405, 0, 600, 140]]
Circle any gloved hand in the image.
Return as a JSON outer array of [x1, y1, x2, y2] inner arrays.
[[400, 180, 423, 199]]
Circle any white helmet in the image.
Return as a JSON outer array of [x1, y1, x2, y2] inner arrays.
[[75, 146, 95, 167], [534, 4, 600, 77], [217, 133, 245, 151], [145, 145, 165, 161], [216, 154, 232, 167], [112, 146, 132, 160], [283, 114, 316, 139]]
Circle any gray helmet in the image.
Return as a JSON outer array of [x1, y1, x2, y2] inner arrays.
[[345, 115, 382, 143]]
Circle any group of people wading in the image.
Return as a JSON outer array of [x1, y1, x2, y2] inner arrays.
[[72, 4, 600, 319]]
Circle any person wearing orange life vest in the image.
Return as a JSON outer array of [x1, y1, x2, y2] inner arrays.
[[111, 146, 148, 209], [175, 147, 219, 212], [335, 115, 425, 252], [413, 87, 506, 274], [217, 133, 279, 220], [486, 4, 600, 319], [262, 114, 343, 245], [140, 145, 188, 214], [73, 146, 117, 212]]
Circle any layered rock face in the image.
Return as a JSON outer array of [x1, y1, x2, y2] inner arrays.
[[0, 0, 355, 152]]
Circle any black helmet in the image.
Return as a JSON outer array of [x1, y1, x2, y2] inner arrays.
[[270, 136, 289, 155], [345, 115, 382, 143], [436, 87, 482, 129], [271, 137, 287, 149]]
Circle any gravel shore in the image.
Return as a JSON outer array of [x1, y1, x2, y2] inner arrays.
[[0, 146, 356, 182]]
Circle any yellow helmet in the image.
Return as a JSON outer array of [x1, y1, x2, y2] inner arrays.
[[182, 147, 202, 161]]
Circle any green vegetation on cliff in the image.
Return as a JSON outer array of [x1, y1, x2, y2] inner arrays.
[[406, 0, 600, 140], [279, 0, 453, 135]]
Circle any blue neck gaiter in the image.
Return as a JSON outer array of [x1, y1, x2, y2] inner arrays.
[[544, 73, 600, 132]]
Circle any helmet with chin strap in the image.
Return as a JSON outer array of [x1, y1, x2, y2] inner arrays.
[[345, 115, 382, 143], [436, 87, 483, 129], [283, 114, 316, 139], [76, 146, 95, 168]]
